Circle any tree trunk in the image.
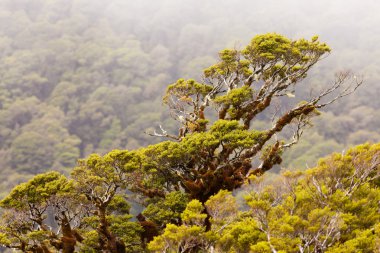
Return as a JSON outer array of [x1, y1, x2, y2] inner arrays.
[[60, 213, 77, 253], [98, 206, 125, 253]]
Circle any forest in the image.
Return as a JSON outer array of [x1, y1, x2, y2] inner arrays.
[[0, 0, 380, 252]]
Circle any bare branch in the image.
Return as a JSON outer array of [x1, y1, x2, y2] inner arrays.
[[144, 125, 180, 141], [281, 117, 306, 149], [313, 71, 363, 108]]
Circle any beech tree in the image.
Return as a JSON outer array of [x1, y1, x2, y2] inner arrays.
[[0, 156, 143, 253], [148, 143, 380, 253], [0, 172, 87, 252], [140, 33, 362, 202], [71, 150, 143, 252]]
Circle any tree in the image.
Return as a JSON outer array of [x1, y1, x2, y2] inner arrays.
[[148, 143, 380, 253], [71, 150, 143, 253], [244, 143, 380, 253], [140, 33, 361, 203], [0, 172, 87, 253], [0, 152, 144, 253]]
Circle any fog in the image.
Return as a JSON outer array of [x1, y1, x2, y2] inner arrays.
[[99, 0, 380, 70]]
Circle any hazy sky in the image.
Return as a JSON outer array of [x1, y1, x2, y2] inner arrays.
[[106, 0, 379, 74]]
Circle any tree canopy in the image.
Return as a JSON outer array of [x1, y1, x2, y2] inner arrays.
[[1, 143, 379, 252], [148, 143, 380, 252], [142, 33, 360, 202]]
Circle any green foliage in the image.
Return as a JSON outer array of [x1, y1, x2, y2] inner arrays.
[[204, 49, 252, 79], [0, 233, 11, 246], [219, 218, 266, 252], [163, 79, 213, 104], [146, 143, 380, 252], [205, 190, 238, 229], [148, 224, 208, 253], [79, 230, 99, 253], [143, 191, 189, 227], [325, 228, 377, 253], [108, 215, 144, 253], [214, 86, 253, 107], [244, 144, 380, 252], [148, 200, 215, 252], [243, 33, 330, 64], [181, 200, 207, 226], [0, 171, 71, 209], [108, 194, 132, 215], [72, 149, 141, 201]]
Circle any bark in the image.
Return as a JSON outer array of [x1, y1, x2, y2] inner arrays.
[[60, 213, 76, 253], [98, 206, 125, 253]]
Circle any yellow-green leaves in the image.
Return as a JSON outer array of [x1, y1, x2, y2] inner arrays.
[[243, 33, 330, 63], [205, 190, 238, 229], [148, 200, 215, 252], [148, 224, 207, 253], [0, 171, 71, 209], [0, 233, 11, 246], [243, 33, 292, 61], [218, 218, 265, 252], [163, 78, 213, 104], [204, 32, 330, 87], [204, 48, 252, 79], [213, 86, 253, 107], [239, 33, 331, 85], [241, 143, 380, 252], [72, 150, 140, 198], [209, 120, 263, 148], [181, 199, 207, 226]]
